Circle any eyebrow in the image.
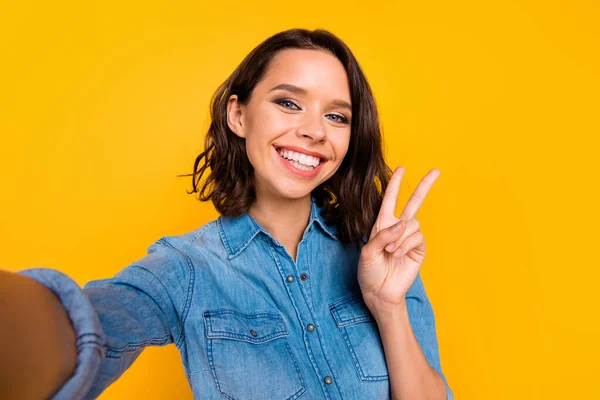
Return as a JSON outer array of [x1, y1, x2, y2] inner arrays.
[[269, 83, 352, 112]]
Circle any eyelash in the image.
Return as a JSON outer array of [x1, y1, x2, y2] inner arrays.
[[274, 99, 350, 124]]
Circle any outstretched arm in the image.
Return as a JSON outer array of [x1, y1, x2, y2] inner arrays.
[[0, 269, 77, 400], [2, 236, 192, 400]]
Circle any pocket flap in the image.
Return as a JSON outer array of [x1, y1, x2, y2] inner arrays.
[[203, 310, 288, 343], [330, 294, 375, 327]]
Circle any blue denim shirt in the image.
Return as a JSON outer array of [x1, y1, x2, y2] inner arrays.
[[19, 197, 453, 399]]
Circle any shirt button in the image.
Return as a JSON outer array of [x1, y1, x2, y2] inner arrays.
[[306, 324, 315, 332], [250, 330, 258, 337], [300, 273, 308, 281], [286, 275, 295, 283], [324, 376, 333, 384]]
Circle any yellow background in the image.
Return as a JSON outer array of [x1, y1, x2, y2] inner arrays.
[[1, 1, 598, 399]]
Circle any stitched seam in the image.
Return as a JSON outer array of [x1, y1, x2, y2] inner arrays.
[[76, 332, 104, 340], [104, 334, 171, 356], [76, 333, 105, 348], [205, 335, 228, 398], [217, 218, 233, 255], [206, 309, 283, 319], [230, 228, 261, 258], [329, 293, 358, 308], [68, 345, 105, 400], [297, 244, 343, 398], [191, 221, 214, 243], [331, 297, 388, 382], [270, 245, 330, 400], [205, 331, 287, 343], [220, 216, 264, 259], [76, 340, 104, 348], [283, 339, 307, 400], [204, 310, 287, 343], [206, 313, 305, 400], [340, 326, 388, 381], [337, 315, 373, 327], [158, 238, 195, 348], [329, 296, 374, 327], [340, 326, 368, 381]]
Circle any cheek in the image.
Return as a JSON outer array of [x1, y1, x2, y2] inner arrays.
[[323, 133, 351, 178], [244, 139, 264, 171], [246, 104, 293, 135], [333, 131, 352, 161]]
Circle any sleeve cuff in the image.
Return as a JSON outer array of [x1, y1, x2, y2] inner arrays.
[[18, 268, 106, 400]]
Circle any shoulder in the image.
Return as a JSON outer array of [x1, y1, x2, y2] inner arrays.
[[149, 219, 224, 261], [122, 219, 225, 285], [163, 219, 222, 250]]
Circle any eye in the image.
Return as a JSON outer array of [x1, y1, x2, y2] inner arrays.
[[326, 114, 350, 124], [274, 99, 301, 110]]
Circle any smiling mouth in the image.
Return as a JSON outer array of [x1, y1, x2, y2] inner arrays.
[[275, 146, 325, 171]]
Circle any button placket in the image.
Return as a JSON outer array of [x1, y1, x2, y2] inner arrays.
[[276, 237, 340, 398]]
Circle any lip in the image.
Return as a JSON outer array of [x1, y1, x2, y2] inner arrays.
[[274, 145, 327, 160], [272, 146, 324, 179]]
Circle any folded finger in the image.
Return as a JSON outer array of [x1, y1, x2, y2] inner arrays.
[[385, 219, 421, 253]]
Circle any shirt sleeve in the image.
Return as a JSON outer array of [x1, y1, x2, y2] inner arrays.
[[405, 272, 454, 400], [17, 238, 192, 400]]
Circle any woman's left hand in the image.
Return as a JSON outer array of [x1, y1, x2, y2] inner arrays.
[[358, 166, 441, 317]]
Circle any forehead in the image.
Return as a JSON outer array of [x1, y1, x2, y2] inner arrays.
[[256, 48, 351, 100]]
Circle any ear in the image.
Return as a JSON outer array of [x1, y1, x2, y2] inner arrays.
[[226, 94, 246, 138]]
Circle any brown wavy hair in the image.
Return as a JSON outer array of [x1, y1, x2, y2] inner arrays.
[[178, 28, 391, 248]]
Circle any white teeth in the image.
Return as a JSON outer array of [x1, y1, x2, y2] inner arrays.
[[276, 148, 321, 168], [290, 160, 311, 171]]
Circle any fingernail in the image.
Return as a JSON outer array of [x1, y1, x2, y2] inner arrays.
[[385, 243, 394, 252], [392, 220, 404, 231]]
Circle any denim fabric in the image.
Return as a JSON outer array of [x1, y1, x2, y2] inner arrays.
[[19, 197, 453, 399]]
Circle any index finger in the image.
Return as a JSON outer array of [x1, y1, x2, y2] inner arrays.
[[378, 166, 405, 218], [400, 168, 441, 220]]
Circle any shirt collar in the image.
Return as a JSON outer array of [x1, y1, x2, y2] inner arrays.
[[218, 196, 338, 259]]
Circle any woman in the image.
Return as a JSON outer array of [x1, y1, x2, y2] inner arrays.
[[4, 28, 453, 399]]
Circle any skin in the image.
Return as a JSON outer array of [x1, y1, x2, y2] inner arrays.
[[0, 270, 78, 400], [227, 48, 352, 260], [228, 48, 447, 398], [0, 48, 446, 400], [358, 166, 448, 399], [358, 166, 442, 314]]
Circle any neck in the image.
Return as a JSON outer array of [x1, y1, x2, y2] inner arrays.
[[249, 193, 312, 261]]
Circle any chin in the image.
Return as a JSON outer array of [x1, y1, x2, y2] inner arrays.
[[273, 183, 315, 201]]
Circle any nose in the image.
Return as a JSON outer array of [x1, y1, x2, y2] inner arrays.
[[297, 112, 327, 143]]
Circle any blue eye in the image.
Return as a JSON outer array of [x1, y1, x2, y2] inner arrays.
[[275, 99, 349, 124], [327, 114, 349, 124], [275, 99, 300, 110]]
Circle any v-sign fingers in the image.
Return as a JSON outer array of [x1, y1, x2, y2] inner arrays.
[[378, 166, 405, 219], [400, 168, 441, 221]]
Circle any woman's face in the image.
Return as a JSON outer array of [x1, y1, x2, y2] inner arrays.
[[227, 48, 352, 202]]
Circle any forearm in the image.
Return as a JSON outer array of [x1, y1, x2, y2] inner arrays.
[[0, 269, 77, 400], [374, 302, 447, 400]]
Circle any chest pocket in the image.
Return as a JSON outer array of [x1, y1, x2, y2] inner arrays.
[[330, 295, 389, 381], [203, 309, 306, 400]]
